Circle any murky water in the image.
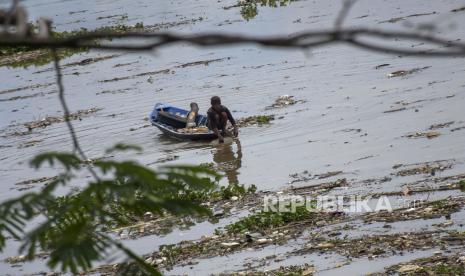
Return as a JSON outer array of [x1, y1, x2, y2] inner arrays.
[[1, 0, 465, 274]]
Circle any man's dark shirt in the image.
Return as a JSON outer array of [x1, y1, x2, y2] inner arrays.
[[207, 105, 235, 130]]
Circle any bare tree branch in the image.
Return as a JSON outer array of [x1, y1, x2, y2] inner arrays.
[[1, 28, 465, 57], [51, 49, 100, 181], [335, 0, 357, 30]]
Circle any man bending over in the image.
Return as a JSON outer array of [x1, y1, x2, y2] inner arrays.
[[207, 96, 238, 143]]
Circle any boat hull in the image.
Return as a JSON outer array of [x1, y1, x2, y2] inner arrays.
[[149, 103, 218, 141]]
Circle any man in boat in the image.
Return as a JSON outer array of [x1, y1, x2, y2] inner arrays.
[[207, 96, 238, 143]]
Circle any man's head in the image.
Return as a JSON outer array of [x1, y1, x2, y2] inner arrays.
[[211, 96, 221, 111], [190, 102, 199, 112]]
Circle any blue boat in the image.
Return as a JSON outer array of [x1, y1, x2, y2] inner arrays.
[[149, 103, 219, 140]]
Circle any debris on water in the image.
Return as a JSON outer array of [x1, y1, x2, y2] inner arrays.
[[397, 264, 422, 273], [402, 186, 412, 196], [451, 125, 465, 132], [220, 241, 240, 248], [405, 131, 441, 139], [316, 171, 343, 179], [213, 209, 225, 217], [18, 139, 42, 148], [379, 12, 436, 23], [71, 55, 121, 67], [96, 87, 136, 95], [0, 90, 57, 102], [289, 170, 344, 184], [429, 121, 454, 130], [363, 197, 464, 223], [337, 128, 362, 133], [257, 238, 271, 244], [314, 242, 335, 249], [15, 176, 57, 187], [177, 126, 209, 134], [266, 95, 304, 109], [128, 124, 151, 132], [236, 115, 275, 127], [5, 255, 26, 264], [0, 82, 54, 96], [451, 6, 465, 12], [375, 63, 390, 69], [383, 107, 407, 113], [434, 220, 454, 228], [387, 66, 431, 78], [147, 155, 179, 165], [144, 212, 154, 221], [381, 253, 465, 275], [100, 69, 170, 83], [175, 58, 228, 68], [394, 162, 452, 176], [23, 108, 101, 131]]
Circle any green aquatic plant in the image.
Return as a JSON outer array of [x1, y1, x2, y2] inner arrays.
[[431, 264, 465, 274], [225, 205, 312, 234], [239, 0, 297, 20], [0, 144, 218, 275]]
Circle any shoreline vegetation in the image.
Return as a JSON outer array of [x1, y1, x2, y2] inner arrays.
[[82, 174, 465, 275], [0, 23, 144, 68]]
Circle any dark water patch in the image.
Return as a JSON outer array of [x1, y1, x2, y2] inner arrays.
[[0, 83, 54, 96]]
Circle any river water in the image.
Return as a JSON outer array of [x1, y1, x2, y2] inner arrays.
[[1, 0, 465, 275]]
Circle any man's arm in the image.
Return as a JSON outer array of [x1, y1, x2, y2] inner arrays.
[[224, 107, 238, 137], [224, 107, 236, 126]]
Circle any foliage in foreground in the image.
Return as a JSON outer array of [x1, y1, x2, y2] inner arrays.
[[0, 144, 218, 275]]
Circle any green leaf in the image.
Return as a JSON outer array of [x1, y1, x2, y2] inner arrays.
[[105, 143, 142, 154], [30, 152, 81, 170]]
